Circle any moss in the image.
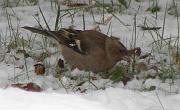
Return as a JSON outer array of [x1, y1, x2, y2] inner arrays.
[[110, 66, 125, 83], [144, 85, 156, 91]]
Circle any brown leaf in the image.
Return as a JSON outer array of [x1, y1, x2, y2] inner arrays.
[[11, 82, 42, 92], [34, 63, 45, 75]]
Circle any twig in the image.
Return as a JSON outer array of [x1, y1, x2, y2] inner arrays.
[[39, 7, 51, 31], [155, 92, 166, 110]]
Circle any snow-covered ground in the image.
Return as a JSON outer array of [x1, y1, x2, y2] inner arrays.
[[1, 87, 180, 110], [0, 0, 180, 110]]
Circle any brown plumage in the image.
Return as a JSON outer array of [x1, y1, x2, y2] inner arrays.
[[23, 26, 140, 73]]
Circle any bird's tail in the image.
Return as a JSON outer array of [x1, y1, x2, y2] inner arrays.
[[22, 26, 63, 42], [22, 26, 83, 54]]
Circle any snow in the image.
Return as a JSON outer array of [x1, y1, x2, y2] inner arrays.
[[0, 87, 180, 110], [0, 88, 109, 110], [0, 0, 180, 110]]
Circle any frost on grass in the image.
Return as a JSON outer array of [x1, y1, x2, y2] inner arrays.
[[0, 0, 180, 110]]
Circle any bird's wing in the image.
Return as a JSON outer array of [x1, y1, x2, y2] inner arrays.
[[75, 30, 107, 54], [51, 29, 107, 55], [22, 26, 108, 55]]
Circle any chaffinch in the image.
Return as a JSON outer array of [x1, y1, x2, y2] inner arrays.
[[23, 26, 140, 73]]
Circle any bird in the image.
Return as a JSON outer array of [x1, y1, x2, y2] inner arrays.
[[22, 26, 140, 73]]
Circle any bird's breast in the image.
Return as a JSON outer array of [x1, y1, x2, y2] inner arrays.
[[60, 45, 116, 72]]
